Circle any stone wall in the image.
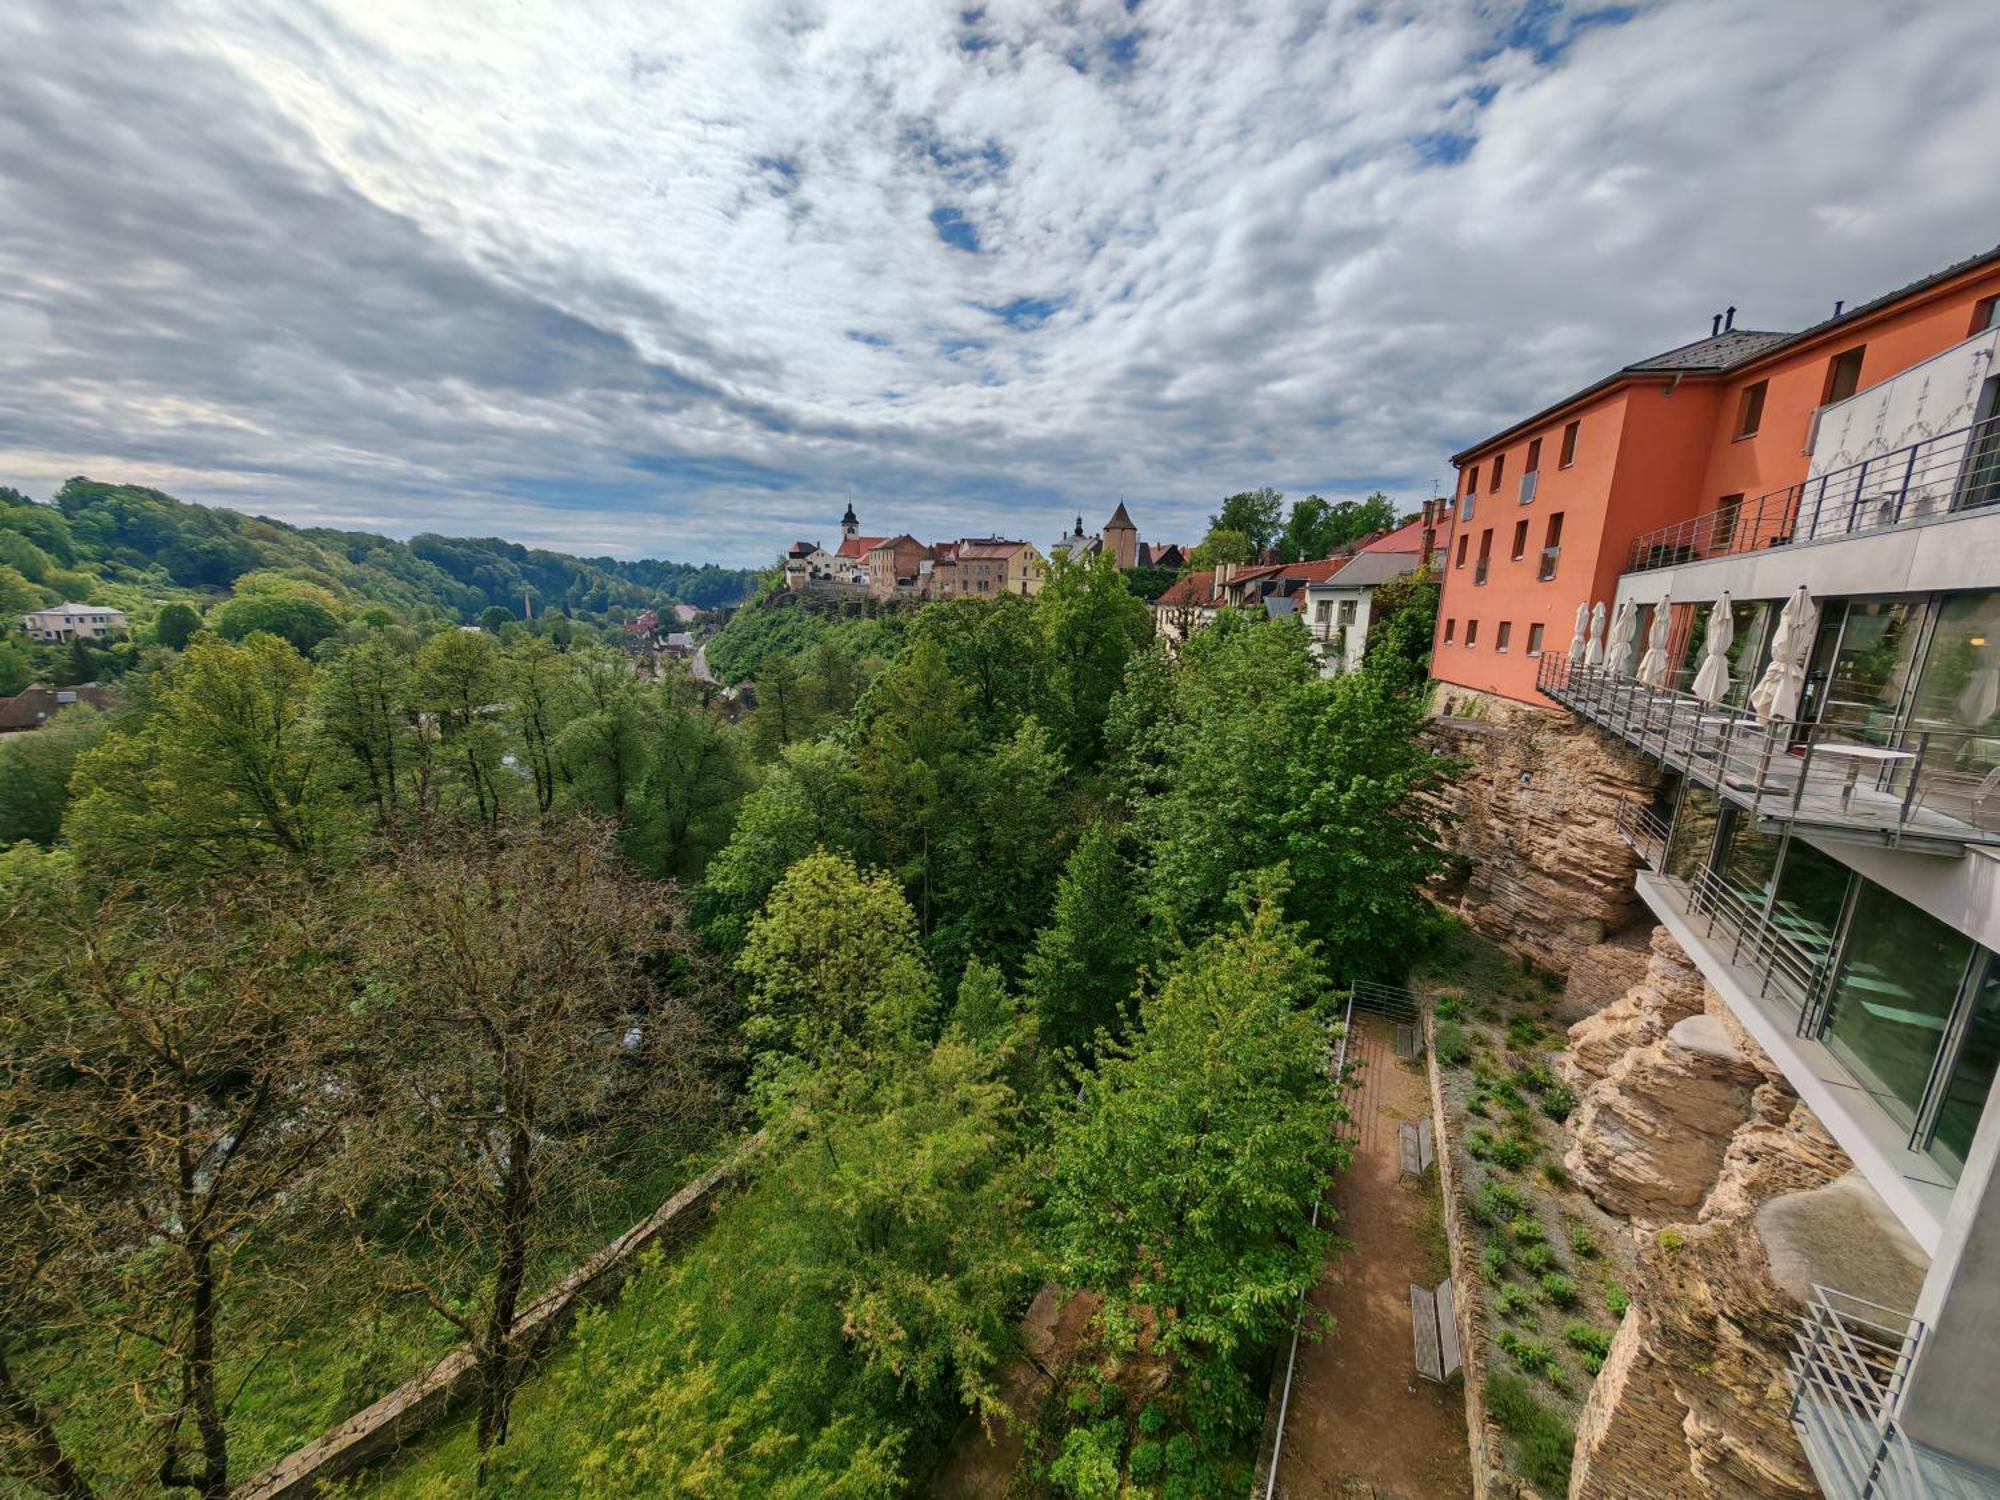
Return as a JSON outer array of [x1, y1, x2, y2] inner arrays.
[[1426, 685, 1659, 976], [1560, 935, 1929, 1500]]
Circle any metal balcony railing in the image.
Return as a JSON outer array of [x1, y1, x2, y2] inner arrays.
[[1626, 413, 2000, 574], [1613, 799, 1669, 868], [1537, 654, 2000, 850], [1791, 1287, 1932, 1500]]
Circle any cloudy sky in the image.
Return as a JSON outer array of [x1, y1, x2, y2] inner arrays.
[[2, 0, 1996, 566]]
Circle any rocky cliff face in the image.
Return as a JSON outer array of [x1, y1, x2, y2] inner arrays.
[[1562, 933, 1929, 1500], [1426, 687, 1658, 975]]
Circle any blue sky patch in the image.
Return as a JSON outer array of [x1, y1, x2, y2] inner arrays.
[[930, 205, 981, 253]]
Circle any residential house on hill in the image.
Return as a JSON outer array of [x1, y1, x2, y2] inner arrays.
[[0, 682, 112, 734], [21, 603, 127, 643], [865, 534, 930, 599]]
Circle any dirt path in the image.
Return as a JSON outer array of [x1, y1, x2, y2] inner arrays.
[[1267, 1012, 1472, 1500]]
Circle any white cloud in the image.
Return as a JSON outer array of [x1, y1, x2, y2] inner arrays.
[[1, 0, 1996, 563]]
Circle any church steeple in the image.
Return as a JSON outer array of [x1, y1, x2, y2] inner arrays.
[[841, 501, 859, 541]]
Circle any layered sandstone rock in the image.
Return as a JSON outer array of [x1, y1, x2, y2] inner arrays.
[[1558, 925, 1656, 1022], [1564, 926, 1708, 1089], [1426, 687, 1659, 976]]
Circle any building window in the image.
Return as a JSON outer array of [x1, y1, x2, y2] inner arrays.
[[1461, 467, 1477, 521], [1511, 519, 1529, 561], [1526, 622, 1545, 656], [1444, 618, 1456, 644], [1456, 534, 1469, 568], [1525, 437, 1542, 474], [1496, 621, 1512, 653], [1538, 512, 1564, 579], [1821, 346, 1866, 405], [1489, 453, 1505, 493], [1475, 528, 1493, 584], [1465, 619, 1479, 647], [1970, 295, 2000, 337], [1712, 493, 1744, 549], [1735, 379, 1768, 439], [1315, 600, 1331, 624], [1559, 419, 1580, 468], [1337, 599, 1356, 626]]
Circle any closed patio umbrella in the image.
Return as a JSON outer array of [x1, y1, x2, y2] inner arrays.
[[1691, 592, 1736, 704], [1750, 586, 1818, 722], [1607, 601, 1638, 676], [1567, 602, 1590, 664], [1584, 602, 1608, 668], [1635, 596, 1673, 688]]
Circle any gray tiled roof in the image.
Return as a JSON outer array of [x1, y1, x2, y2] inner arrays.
[[1621, 328, 1794, 373]]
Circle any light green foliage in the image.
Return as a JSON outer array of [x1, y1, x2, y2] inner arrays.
[[1025, 821, 1147, 1058], [1363, 565, 1441, 687], [0, 704, 107, 845], [1045, 871, 1342, 1440], [1487, 1373, 1575, 1490], [315, 634, 421, 826], [1209, 488, 1285, 553], [1540, 1273, 1579, 1308], [415, 627, 508, 825], [705, 596, 909, 685], [737, 850, 936, 1068], [212, 589, 344, 655], [67, 633, 335, 876], [1185, 526, 1255, 569], [151, 600, 202, 649]]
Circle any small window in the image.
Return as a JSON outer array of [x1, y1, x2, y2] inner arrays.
[[1465, 465, 1479, 496], [1315, 600, 1331, 623], [1970, 295, 2000, 337], [1337, 599, 1356, 626], [1735, 380, 1768, 439], [1821, 347, 1865, 405], [1444, 618, 1456, 644], [1496, 621, 1512, 653], [1511, 519, 1529, 560], [1559, 419, 1580, 468], [1527, 623, 1545, 656], [1456, 534, 1469, 568], [1545, 512, 1565, 547], [1490, 454, 1505, 493], [1478, 528, 1493, 560], [1525, 437, 1542, 474], [1465, 619, 1480, 647]]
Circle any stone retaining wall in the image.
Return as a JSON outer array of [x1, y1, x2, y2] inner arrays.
[[232, 1146, 751, 1499]]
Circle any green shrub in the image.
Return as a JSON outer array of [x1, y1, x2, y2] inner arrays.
[[1565, 1323, 1615, 1375], [1519, 1243, 1557, 1274], [1541, 1159, 1572, 1189], [1490, 1136, 1536, 1170], [1506, 1016, 1547, 1052], [1520, 1063, 1557, 1094], [1487, 1373, 1576, 1492], [1435, 1019, 1470, 1068], [1435, 995, 1463, 1022], [1497, 1328, 1554, 1373], [1605, 1282, 1630, 1318], [1482, 1243, 1510, 1280], [1050, 1421, 1125, 1499], [1491, 1079, 1525, 1108], [1128, 1438, 1165, 1484], [1509, 1214, 1545, 1244], [1569, 1224, 1599, 1260], [1137, 1402, 1166, 1436], [1658, 1229, 1685, 1251], [1494, 1284, 1533, 1318], [1540, 1083, 1577, 1120], [1540, 1273, 1579, 1308], [1466, 1092, 1490, 1118], [1467, 1130, 1497, 1162]]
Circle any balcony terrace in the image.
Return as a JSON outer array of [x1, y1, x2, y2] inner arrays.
[[1539, 654, 2000, 853], [1626, 413, 2000, 576]]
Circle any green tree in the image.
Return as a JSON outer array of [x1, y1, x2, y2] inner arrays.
[[1210, 488, 1285, 552], [631, 685, 751, 880], [502, 635, 575, 817], [1025, 822, 1147, 1059], [1364, 564, 1441, 688], [1185, 526, 1255, 569], [1043, 871, 1342, 1440], [1035, 552, 1152, 770], [315, 635, 417, 827], [931, 717, 1070, 982], [477, 605, 516, 633], [415, 627, 507, 826], [0, 705, 106, 846], [0, 636, 35, 697], [748, 651, 807, 759], [67, 634, 336, 876], [910, 593, 1044, 744], [152, 601, 202, 650], [553, 649, 645, 817], [853, 640, 973, 935], [212, 593, 341, 654]]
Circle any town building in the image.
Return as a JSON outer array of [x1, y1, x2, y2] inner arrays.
[[0, 682, 112, 733], [1435, 247, 2000, 1499], [1054, 503, 1186, 571], [864, 534, 930, 599], [1303, 551, 1418, 676], [20, 603, 128, 643], [928, 538, 1045, 598], [1434, 247, 2000, 708]]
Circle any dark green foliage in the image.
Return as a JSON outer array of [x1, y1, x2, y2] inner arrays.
[[1487, 1373, 1576, 1489], [1540, 1273, 1579, 1308], [1540, 1082, 1577, 1120], [1362, 565, 1441, 687], [0, 704, 107, 845], [1434, 1019, 1470, 1067], [1275, 492, 1400, 562], [1025, 822, 1148, 1058], [1120, 564, 1180, 601], [151, 600, 202, 649], [1208, 488, 1285, 553], [213, 592, 342, 653]]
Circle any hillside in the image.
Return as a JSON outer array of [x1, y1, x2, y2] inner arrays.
[[0, 478, 758, 630]]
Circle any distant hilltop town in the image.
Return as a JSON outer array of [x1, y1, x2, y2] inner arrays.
[[783, 502, 1189, 601]]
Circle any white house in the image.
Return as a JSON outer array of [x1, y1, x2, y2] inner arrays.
[[21, 603, 128, 643], [1302, 552, 1418, 676]]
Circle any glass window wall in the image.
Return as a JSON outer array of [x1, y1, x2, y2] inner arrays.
[[1929, 960, 2000, 1176], [1665, 784, 1720, 885]]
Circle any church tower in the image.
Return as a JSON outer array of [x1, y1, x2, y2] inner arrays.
[[841, 501, 859, 542], [1103, 500, 1139, 570]]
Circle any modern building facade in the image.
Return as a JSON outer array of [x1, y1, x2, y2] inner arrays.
[[1535, 317, 2000, 1493], [1436, 247, 2000, 707], [20, 603, 128, 642]]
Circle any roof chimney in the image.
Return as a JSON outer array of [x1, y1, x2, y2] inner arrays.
[[1711, 313, 1722, 338], [1724, 305, 1737, 331], [1834, 299, 1845, 318]]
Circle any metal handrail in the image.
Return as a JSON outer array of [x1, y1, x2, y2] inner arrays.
[[1625, 413, 2000, 574], [1537, 654, 2000, 849], [1789, 1286, 1940, 1500], [1614, 800, 1669, 868]]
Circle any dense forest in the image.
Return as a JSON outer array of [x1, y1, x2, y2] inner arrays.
[[1, 549, 1451, 1500], [0, 480, 757, 694]]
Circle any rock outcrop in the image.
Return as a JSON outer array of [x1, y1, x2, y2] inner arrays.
[[1562, 932, 1931, 1500], [1559, 925, 1656, 1022], [1426, 686, 1660, 976]]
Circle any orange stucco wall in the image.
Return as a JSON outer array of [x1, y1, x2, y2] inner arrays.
[[1433, 256, 2000, 707]]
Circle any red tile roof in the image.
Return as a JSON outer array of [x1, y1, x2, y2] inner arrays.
[[1153, 569, 1218, 607], [835, 535, 886, 560], [1359, 517, 1434, 554], [954, 540, 1030, 561]]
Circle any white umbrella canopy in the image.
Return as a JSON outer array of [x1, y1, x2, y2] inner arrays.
[[1635, 597, 1673, 688], [1584, 602, 1608, 668], [1750, 587, 1818, 723], [1567, 602, 1591, 664], [1607, 602, 1639, 676], [1691, 593, 1736, 704]]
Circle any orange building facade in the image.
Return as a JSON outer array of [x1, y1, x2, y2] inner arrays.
[[1433, 247, 2000, 705]]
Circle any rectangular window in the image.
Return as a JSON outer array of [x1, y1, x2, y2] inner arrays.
[[1337, 599, 1356, 626], [1465, 465, 1479, 496], [1465, 619, 1479, 647], [1511, 519, 1529, 560], [1456, 534, 1469, 568], [1821, 346, 1866, 405], [1559, 419, 1580, 468], [1315, 600, 1331, 624], [1735, 379, 1768, 439], [1475, 527, 1493, 585], [1525, 437, 1542, 473], [1496, 621, 1512, 652], [1490, 453, 1505, 493], [1712, 493, 1744, 550], [1970, 295, 2000, 337], [1526, 622, 1545, 656], [1444, 618, 1456, 644], [1538, 512, 1564, 581]]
